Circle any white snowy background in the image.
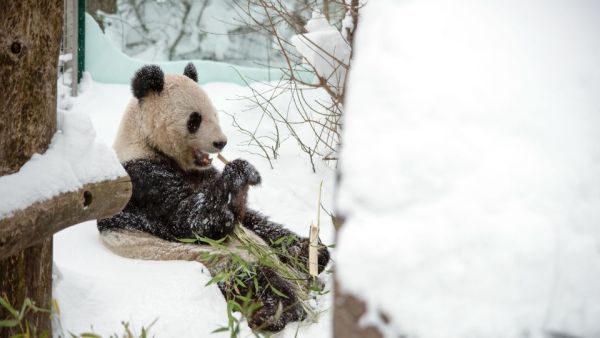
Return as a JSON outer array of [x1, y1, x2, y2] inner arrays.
[[336, 0, 600, 338]]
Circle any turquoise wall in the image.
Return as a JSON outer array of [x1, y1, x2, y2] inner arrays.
[[84, 13, 286, 85]]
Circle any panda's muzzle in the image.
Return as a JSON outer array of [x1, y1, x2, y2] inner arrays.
[[193, 149, 213, 167]]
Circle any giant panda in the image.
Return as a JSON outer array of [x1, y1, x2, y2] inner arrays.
[[97, 63, 330, 332]]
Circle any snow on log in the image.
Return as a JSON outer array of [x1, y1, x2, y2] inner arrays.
[[0, 177, 131, 260], [0, 110, 130, 259], [0, 111, 128, 219], [336, 1, 600, 338]]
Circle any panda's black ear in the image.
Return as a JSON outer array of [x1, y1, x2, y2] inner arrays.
[[183, 62, 198, 82], [131, 65, 164, 100]]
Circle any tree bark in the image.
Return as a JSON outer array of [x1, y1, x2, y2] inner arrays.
[[0, 239, 52, 337], [0, 177, 132, 260], [0, 1, 63, 336], [0, 1, 63, 176], [333, 279, 386, 338], [87, 0, 117, 31]]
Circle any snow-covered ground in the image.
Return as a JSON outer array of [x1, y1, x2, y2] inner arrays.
[[52, 77, 336, 337], [336, 1, 600, 338]]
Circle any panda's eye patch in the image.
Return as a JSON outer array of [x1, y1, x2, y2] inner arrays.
[[187, 112, 202, 133]]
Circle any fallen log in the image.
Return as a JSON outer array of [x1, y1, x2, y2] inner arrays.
[[0, 176, 132, 260]]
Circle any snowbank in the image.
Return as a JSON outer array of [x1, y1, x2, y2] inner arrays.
[[0, 107, 126, 219], [336, 1, 600, 337]]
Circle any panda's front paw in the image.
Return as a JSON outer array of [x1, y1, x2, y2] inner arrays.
[[222, 159, 261, 191]]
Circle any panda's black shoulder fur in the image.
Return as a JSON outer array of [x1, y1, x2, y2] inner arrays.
[[131, 64, 164, 100]]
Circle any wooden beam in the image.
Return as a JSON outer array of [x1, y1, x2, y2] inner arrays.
[[0, 176, 132, 260]]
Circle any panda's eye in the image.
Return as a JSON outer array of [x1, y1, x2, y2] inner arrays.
[[187, 112, 202, 134]]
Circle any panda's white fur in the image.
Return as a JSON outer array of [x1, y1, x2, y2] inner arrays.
[[114, 74, 227, 171]]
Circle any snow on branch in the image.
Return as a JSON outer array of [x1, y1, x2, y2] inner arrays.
[[291, 11, 351, 95]]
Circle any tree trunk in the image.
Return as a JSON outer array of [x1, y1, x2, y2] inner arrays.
[[0, 1, 63, 336], [0, 240, 53, 337], [334, 279, 386, 338], [87, 0, 117, 31]]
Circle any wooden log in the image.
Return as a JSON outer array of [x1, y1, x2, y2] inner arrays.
[[0, 176, 131, 336], [0, 1, 63, 176], [0, 238, 52, 336], [0, 176, 132, 260], [0, 1, 63, 335]]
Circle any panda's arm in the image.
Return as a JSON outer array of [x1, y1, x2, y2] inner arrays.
[[209, 158, 331, 272], [241, 210, 298, 247], [124, 159, 235, 240]]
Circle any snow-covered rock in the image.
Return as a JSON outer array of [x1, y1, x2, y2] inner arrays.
[[336, 1, 600, 337]]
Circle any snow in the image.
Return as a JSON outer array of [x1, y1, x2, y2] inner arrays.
[[0, 82, 125, 219], [52, 77, 336, 337], [291, 11, 351, 93], [58, 53, 72, 63], [336, 1, 600, 338]]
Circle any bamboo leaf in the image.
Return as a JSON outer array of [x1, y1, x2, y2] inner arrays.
[[270, 285, 288, 299], [80, 333, 103, 338], [178, 238, 198, 243], [0, 296, 18, 317], [211, 326, 230, 333], [0, 319, 19, 327]]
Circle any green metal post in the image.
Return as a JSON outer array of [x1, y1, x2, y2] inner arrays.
[[77, 0, 85, 82]]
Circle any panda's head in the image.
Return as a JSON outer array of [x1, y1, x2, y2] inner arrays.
[[130, 63, 227, 171]]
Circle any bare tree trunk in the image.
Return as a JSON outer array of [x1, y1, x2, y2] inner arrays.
[[0, 1, 63, 176], [0, 1, 63, 336], [87, 0, 118, 31], [0, 240, 53, 336], [323, 0, 330, 21], [333, 279, 387, 338]]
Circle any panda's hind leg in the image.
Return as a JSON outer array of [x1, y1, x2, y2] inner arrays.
[[219, 263, 306, 333], [248, 266, 307, 332]]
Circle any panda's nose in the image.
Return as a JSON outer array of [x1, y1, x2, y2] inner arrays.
[[213, 140, 227, 150]]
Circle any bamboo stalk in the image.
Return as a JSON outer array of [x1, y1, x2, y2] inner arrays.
[[217, 153, 229, 165], [309, 181, 323, 277], [309, 223, 319, 276]]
